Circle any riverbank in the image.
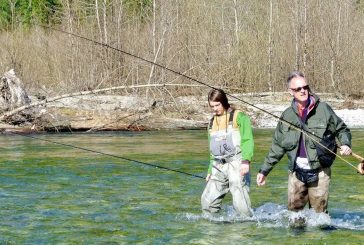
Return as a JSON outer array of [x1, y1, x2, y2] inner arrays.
[[1, 92, 363, 133]]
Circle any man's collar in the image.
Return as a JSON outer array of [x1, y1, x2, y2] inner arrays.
[[294, 96, 310, 110]]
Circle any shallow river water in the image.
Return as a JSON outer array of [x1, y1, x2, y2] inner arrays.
[[0, 129, 363, 244]]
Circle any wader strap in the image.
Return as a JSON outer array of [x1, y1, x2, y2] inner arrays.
[[208, 117, 214, 130], [228, 109, 235, 126]]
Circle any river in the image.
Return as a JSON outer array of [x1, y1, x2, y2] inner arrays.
[[0, 129, 363, 243]]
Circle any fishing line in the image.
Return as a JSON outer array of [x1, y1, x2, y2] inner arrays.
[[9, 131, 205, 180], [32, 24, 360, 172]]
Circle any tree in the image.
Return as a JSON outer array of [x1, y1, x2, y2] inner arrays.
[[0, 0, 62, 30]]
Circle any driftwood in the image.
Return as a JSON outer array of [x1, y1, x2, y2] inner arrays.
[[0, 83, 205, 122], [0, 69, 32, 124], [0, 69, 31, 110]]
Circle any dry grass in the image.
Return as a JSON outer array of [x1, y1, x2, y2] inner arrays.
[[0, 0, 363, 102]]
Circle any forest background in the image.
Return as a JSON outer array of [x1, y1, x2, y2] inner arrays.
[[0, 0, 364, 130]]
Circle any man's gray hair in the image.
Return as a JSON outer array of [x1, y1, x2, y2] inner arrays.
[[287, 71, 306, 85]]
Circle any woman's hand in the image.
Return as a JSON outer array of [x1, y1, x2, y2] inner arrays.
[[240, 160, 250, 176]]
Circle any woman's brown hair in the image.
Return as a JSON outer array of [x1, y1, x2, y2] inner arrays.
[[208, 89, 230, 110]]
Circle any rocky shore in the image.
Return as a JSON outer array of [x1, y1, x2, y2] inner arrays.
[[1, 92, 363, 133], [1, 68, 363, 132]]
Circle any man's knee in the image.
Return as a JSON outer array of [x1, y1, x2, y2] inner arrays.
[[288, 202, 305, 212], [309, 197, 328, 213], [288, 192, 307, 211]]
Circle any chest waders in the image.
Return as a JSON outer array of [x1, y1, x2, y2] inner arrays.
[[201, 109, 252, 218], [209, 110, 241, 162]]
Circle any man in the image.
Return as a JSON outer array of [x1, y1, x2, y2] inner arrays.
[[201, 89, 254, 218], [256, 71, 352, 213]]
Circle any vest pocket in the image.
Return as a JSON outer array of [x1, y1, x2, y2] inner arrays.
[[281, 125, 299, 150]]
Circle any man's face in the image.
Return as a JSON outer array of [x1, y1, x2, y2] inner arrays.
[[288, 77, 309, 104], [209, 101, 224, 116]]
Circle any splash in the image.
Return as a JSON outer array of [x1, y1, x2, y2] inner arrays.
[[181, 206, 256, 223], [254, 203, 332, 228], [181, 202, 364, 230]]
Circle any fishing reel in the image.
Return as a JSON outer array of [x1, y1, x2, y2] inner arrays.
[[351, 153, 364, 175], [358, 161, 364, 175]]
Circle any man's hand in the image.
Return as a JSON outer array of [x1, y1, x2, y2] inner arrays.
[[340, 145, 352, 156], [205, 174, 211, 182], [256, 173, 266, 186]]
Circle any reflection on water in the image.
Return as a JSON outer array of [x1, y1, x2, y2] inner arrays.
[[0, 130, 363, 243]]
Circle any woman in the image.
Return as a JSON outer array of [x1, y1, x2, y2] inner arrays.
[[201, 89, 254, 217]]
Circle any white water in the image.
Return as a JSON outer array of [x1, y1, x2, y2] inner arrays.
[[182, 202, 364, 231]]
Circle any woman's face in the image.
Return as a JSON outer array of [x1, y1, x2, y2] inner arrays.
[[209, 101, 225, 116]]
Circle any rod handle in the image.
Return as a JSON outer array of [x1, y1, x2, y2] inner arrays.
[[352, 152, 364, 162]]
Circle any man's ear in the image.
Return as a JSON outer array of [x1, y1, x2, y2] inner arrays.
[[288, 88, 293, 96]]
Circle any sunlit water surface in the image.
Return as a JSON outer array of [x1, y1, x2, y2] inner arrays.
[[0, 130, 363, 244]]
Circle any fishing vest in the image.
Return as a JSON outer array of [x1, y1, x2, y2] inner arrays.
[[209, 109, 242, 160]]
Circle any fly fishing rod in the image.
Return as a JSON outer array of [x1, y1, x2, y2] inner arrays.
[[29, 24, 364, 174]]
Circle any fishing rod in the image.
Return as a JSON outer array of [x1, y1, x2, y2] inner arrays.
[[9, 131, 205, 180], [32, 24, 364, 174]]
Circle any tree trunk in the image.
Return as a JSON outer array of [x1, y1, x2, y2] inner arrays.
[[267, 0, 273, 92]]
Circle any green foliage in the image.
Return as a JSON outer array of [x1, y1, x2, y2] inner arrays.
[[0, 0, 153, 30], [0, 0, 12, 29], [356, 0, 364, 13], [0, 0, 62, 30], [124, 0, 153, 20]]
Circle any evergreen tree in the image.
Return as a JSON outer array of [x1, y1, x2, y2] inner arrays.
[[0, 0, 62, 30]]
